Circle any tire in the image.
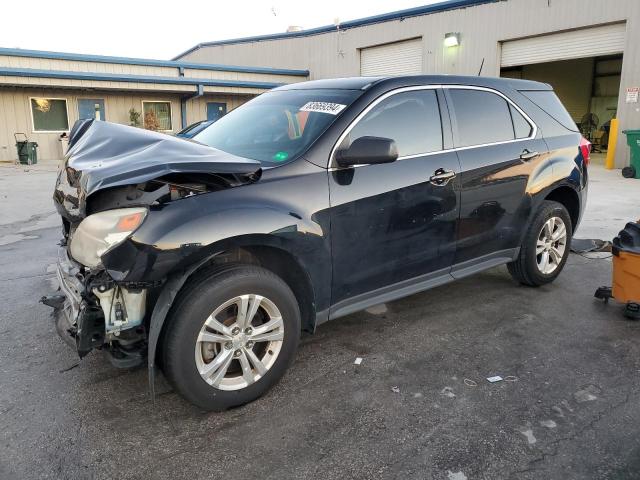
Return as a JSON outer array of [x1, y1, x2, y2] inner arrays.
[[161, 265, 301, 410], [508, 200, 573, 287]]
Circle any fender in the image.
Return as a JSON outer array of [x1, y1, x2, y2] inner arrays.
[[520, 150, 585, 245], [146, 255, 211, 403], [144, 232, 324, 401]]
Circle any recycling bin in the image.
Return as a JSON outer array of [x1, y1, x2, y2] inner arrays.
[[14, 133, 38, 165], [622, 130, 640, 179]]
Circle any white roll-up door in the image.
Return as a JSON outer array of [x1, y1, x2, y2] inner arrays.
[[501, 23, 626, 68], [360, 38, 423, 76]]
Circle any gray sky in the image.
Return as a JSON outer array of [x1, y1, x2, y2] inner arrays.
[[1, 0, 437, 60]]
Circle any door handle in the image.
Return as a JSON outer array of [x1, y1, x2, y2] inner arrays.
[[430, 168, 456, 186], [520, 149, 539, 161]]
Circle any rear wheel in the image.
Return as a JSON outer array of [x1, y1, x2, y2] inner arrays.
[[508, 200, 572, 286], [162, 265, 300, 410]]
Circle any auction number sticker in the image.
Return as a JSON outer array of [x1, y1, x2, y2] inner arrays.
[[300, 102, 347, 115]]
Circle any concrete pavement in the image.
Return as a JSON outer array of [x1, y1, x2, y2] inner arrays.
[[0, 163, 639, 479]]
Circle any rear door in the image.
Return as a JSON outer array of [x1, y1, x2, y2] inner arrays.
[[444, 87, 547, 273], [328, 87, 460, 312]]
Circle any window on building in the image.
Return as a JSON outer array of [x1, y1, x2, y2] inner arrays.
[[142, 101, 172, 131], [30, 98, 69, 132], [345, 89, 443, 157], [448, 89, 515, 147]]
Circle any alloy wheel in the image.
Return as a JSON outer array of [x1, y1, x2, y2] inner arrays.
[[194, 294, 284, 391], [536, 216, 567, 275]]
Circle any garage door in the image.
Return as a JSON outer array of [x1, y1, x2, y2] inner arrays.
[[501, 23, 626, 67], [360, 38, 423, 76]]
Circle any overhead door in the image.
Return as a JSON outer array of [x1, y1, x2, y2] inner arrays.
[[360, 38, 423, 76], [501, 23, 626, 67]]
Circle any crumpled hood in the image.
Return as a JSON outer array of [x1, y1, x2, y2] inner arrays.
[[66, 119, 261, 195], [54, 120, 261, 222]]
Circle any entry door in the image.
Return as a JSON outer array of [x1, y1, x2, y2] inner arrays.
[[78, 99, 105, 121], [207, 102, 227, 121], [444, 87, 548, 268], [329, 88, 460, 308]]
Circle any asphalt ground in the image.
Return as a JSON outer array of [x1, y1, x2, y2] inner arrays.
[[1, 163, 639, 479]]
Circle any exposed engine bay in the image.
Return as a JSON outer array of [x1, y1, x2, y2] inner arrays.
[[42, 119, 261, 368]]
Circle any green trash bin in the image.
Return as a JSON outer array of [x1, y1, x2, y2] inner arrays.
[[622, 130, 640, 179], [14, 133, 38, 165]]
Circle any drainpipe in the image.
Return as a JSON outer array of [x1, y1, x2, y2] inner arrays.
[[181, 84, 204, 129]]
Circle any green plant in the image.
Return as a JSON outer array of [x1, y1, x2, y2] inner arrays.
[[128, 108, 141, 127]]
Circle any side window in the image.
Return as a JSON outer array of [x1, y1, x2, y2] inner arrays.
[[345, 90, 443, 157], [448, 89, 515, 147], [510, 104, 533, 139]]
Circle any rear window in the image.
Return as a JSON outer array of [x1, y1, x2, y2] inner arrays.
[[520, 90, 578, 132]]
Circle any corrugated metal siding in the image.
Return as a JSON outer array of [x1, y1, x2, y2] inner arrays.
[[360, 38, 423, 76], [182, 0, 640, 168], [0, 55, 306, 85], [501, 23, 627, 67]]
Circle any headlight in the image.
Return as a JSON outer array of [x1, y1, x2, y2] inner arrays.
[[70, 207, 147, 267]]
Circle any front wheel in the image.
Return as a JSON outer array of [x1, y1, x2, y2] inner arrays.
[[508, 200, 572, 286], [161, 265, 301, 410]]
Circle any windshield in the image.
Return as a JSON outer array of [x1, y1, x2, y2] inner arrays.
[[193, 89, 362, 166]]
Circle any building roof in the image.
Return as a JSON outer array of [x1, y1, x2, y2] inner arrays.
[[172, 0, 498, 60], [0, 47, 308, 94], [0, 47, 308, 77], [0, 66, 285, 90]]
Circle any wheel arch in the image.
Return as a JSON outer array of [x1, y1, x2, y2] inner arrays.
[[182, 239, 318, 335], [543, 185, 581, 232], [148, 234, 319, 376]]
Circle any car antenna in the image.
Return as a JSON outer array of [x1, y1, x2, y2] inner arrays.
[[478, 57, 485, 76]]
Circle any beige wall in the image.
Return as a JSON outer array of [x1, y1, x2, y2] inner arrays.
[[0, 88, 183, 161], [181, 0, 640, 167]]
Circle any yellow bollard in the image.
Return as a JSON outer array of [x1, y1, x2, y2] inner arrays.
[[605, 118, 618, 169]]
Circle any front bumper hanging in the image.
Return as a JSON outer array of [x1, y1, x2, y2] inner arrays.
[[42, 247, 105, 356]]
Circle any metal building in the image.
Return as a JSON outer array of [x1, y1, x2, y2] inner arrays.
[[174, 0, 640, 168], [0, 48, 307, 161]]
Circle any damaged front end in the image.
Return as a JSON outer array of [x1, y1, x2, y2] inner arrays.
[[43, 245, 149, 366], [42, 119, 261, 367]]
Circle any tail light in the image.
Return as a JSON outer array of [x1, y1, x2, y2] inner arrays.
[[579, 137, 591, 167]]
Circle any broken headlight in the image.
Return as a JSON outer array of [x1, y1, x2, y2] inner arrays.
[[70, 207, 147, 268]]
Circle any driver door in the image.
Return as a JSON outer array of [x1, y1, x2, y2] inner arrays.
[[328, 88, 461, 316]]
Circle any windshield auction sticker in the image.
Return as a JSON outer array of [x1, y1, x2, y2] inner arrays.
[[300, 102, 347, 115]]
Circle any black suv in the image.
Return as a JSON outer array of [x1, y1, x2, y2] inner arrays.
[[46, 75, 588, 410]]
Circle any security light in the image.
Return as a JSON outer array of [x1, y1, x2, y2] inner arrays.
[[444, 32, 460, 47]]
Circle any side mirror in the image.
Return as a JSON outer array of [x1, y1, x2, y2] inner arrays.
[[335, 136, 398, 167]]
